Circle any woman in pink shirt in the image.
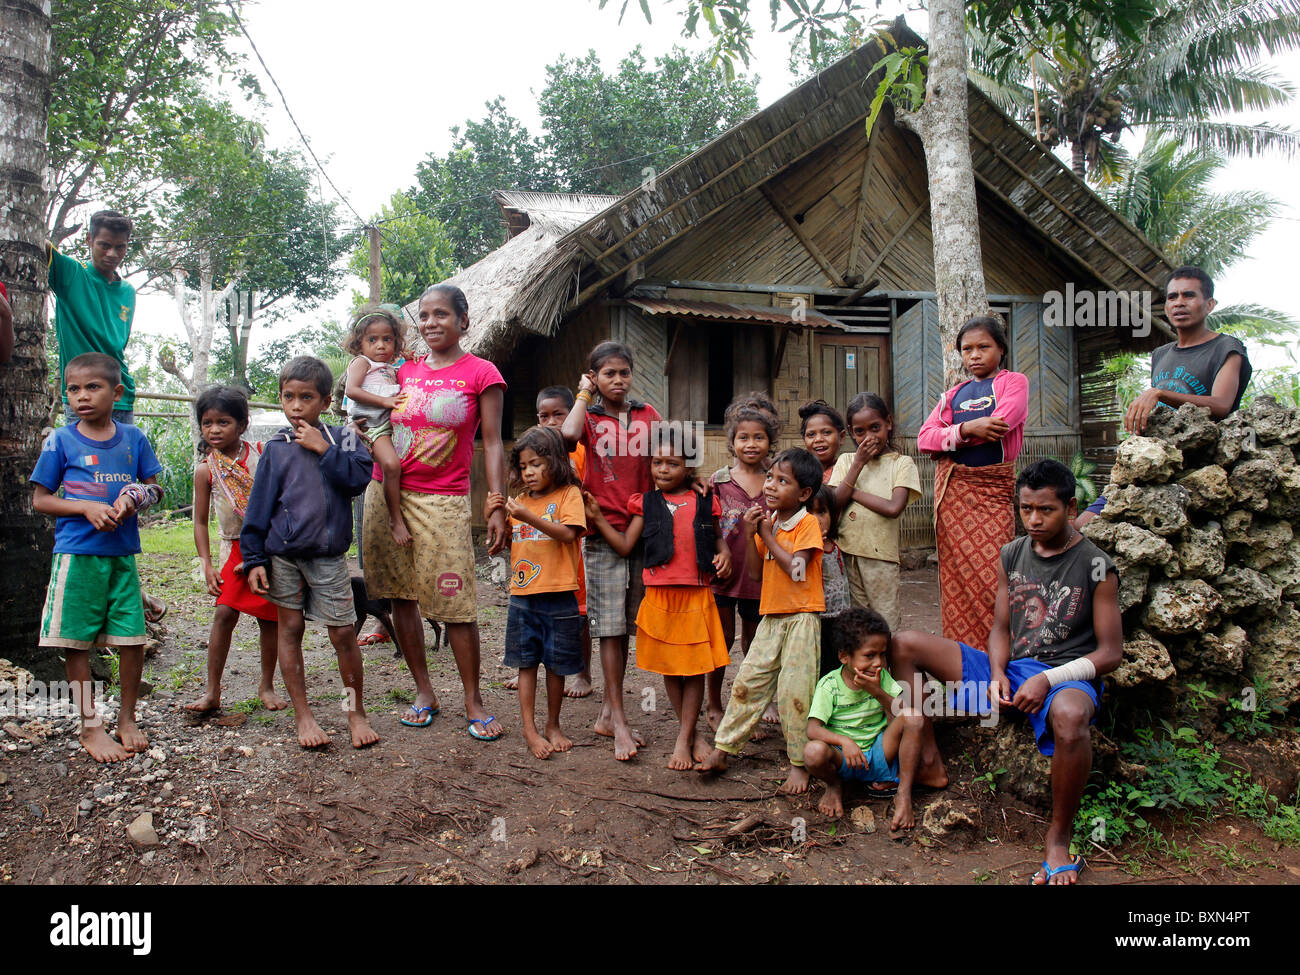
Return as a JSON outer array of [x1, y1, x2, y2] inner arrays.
[[917, 317, 1029, 650], [361, 284, 510, 740]]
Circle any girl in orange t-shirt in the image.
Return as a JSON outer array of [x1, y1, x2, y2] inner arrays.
[[584, 427, 732, 771], [491, 426, 586, 760]]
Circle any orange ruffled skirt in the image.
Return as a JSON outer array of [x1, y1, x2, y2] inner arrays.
[[635, 585, 731, 677]]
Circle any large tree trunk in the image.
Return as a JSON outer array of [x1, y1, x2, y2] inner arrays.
[[1070, 139, 1087, 178], [894, 0, 992, 385], [0, 0, 55, 675], [226, 289, 256, 393]]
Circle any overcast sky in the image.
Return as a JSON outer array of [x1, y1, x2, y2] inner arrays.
[[123, 0, 1297, 372]]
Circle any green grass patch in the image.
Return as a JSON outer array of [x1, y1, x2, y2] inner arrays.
[[141, 520, 214, 556], [1076, 721, 1300, 852], [227, 697, 266, 715], [385, 687, 414, 706]]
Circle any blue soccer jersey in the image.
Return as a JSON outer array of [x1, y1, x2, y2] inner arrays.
[[31, 422, 162, 556]]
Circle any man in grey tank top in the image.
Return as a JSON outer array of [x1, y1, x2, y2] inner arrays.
[[1126, 266, 1252, 434], [890, 460, 1123, 884]]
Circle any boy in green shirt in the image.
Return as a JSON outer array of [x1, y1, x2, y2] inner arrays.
[[804, 608, 946, 829], [47, 210, 137, 420], [46, 210, 165, 622]]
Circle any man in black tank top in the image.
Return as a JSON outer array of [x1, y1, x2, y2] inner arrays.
[[1126, 265, 1252, 434], [889, 460, 1123, 884]]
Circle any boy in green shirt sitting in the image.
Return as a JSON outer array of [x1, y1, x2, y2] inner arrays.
[[804, 608, 946, 829]]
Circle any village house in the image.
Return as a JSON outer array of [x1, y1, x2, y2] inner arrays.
[[404, 32, 1175, 547]]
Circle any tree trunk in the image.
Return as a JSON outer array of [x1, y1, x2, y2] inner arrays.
[[0, 0, 55, 675], [1071, 139, 1087, 178], [894, 0, 992, 386], [160, 253, 238, 444], [228, 289, 256, 393]]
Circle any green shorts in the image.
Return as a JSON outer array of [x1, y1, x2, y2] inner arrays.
[[39, 553, 146, 650]]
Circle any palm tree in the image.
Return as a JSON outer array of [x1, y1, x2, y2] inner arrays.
[[970, 0, 1300, 177], [0, 0, 54, 671]]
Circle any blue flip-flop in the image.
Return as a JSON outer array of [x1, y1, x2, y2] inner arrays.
[[399, 704, 438, 728], [466, 715, 503, 741], [1030, 855, 1084, 884]]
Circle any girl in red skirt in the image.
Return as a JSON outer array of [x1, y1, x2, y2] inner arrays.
[[584, 425, 732, 770], [185, 386, 284, 713]]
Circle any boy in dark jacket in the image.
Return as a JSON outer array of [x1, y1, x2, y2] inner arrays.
[[241, 355, 378, 749]]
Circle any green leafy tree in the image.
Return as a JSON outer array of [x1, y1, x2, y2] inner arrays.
[[125, 98, 345, 429], [968, 0, 1300, 177], [537, 46, 759, 194], [349, 190, 457, 308], [47, 0, 255, 243], [404, 48, 759, 271], [217, 320, 347, 403], [410, 99, 549, 270]]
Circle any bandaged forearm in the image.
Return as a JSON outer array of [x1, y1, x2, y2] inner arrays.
[[120, 482, 164, 512], [1042, 657, 1096, 687]]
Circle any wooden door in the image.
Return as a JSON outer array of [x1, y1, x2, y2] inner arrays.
[[815, 333, 891, 416]]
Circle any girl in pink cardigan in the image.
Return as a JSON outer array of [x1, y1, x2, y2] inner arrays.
[[917, 317, 1029, 650]]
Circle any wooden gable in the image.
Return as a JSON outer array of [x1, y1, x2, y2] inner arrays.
[[640, 104, 1080, 297]]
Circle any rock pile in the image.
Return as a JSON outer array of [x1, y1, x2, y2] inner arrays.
[[1081, 398, 1300, 706]]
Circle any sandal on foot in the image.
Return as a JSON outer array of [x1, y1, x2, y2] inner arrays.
[[466, 716, 503, 741], [399, 704, 438, 728], [1029, 855, 1084, 885]]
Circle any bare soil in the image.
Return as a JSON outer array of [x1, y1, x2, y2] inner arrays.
[[2, 545, 1297, 886]]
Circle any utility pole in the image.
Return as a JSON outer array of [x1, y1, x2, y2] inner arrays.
[[367, 225, 381, 302]]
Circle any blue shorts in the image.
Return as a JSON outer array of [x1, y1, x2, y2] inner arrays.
[[834, 734, 900, 784], [504, 592, 583, 676], [952, 643, 1101, 757]]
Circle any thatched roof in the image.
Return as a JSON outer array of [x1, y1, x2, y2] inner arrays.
[[400, 191, 618, 361], [560, 17, 1173, 323], [415, 16, 1175, 363]]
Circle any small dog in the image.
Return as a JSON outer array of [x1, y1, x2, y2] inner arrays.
[[350, 575, 442, 656]]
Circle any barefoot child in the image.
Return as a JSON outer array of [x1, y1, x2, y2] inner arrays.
[[185, 386, 284, 713], [805, 608, 932, 829], [561, 342, 661, 761], [890, 460, 1122, 884], [32, 353, 163, 762], [708, 401, 776, 729], [586, 426, 732, 769], [810, 486, 851, 677], [241, 355, 379, 749], [701, 447, 825, 794], [829, 392, 920, 629], [535, 386, 593, 699], [799, 400, 845, 484], [498, 426, 586, 758], [343, 305, 410, 546]]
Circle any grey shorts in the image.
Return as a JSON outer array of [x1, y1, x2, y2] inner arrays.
[[267, 553, 355, 627], [582, 534, 644, 639]]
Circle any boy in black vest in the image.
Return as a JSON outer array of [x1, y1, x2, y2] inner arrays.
[[890, 459, 1123, 884]]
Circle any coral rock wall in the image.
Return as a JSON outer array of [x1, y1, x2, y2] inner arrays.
[[1082, 399, 1300, 706]]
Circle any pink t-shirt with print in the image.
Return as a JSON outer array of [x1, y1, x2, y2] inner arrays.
[[385, 353, 505, 495]]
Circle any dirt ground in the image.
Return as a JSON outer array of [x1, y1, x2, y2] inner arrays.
[[2, 537, 1297, 886]]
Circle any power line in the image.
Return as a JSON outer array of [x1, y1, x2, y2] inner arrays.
[[225, 1, 367, 227], [129, 134, 723, 246]]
